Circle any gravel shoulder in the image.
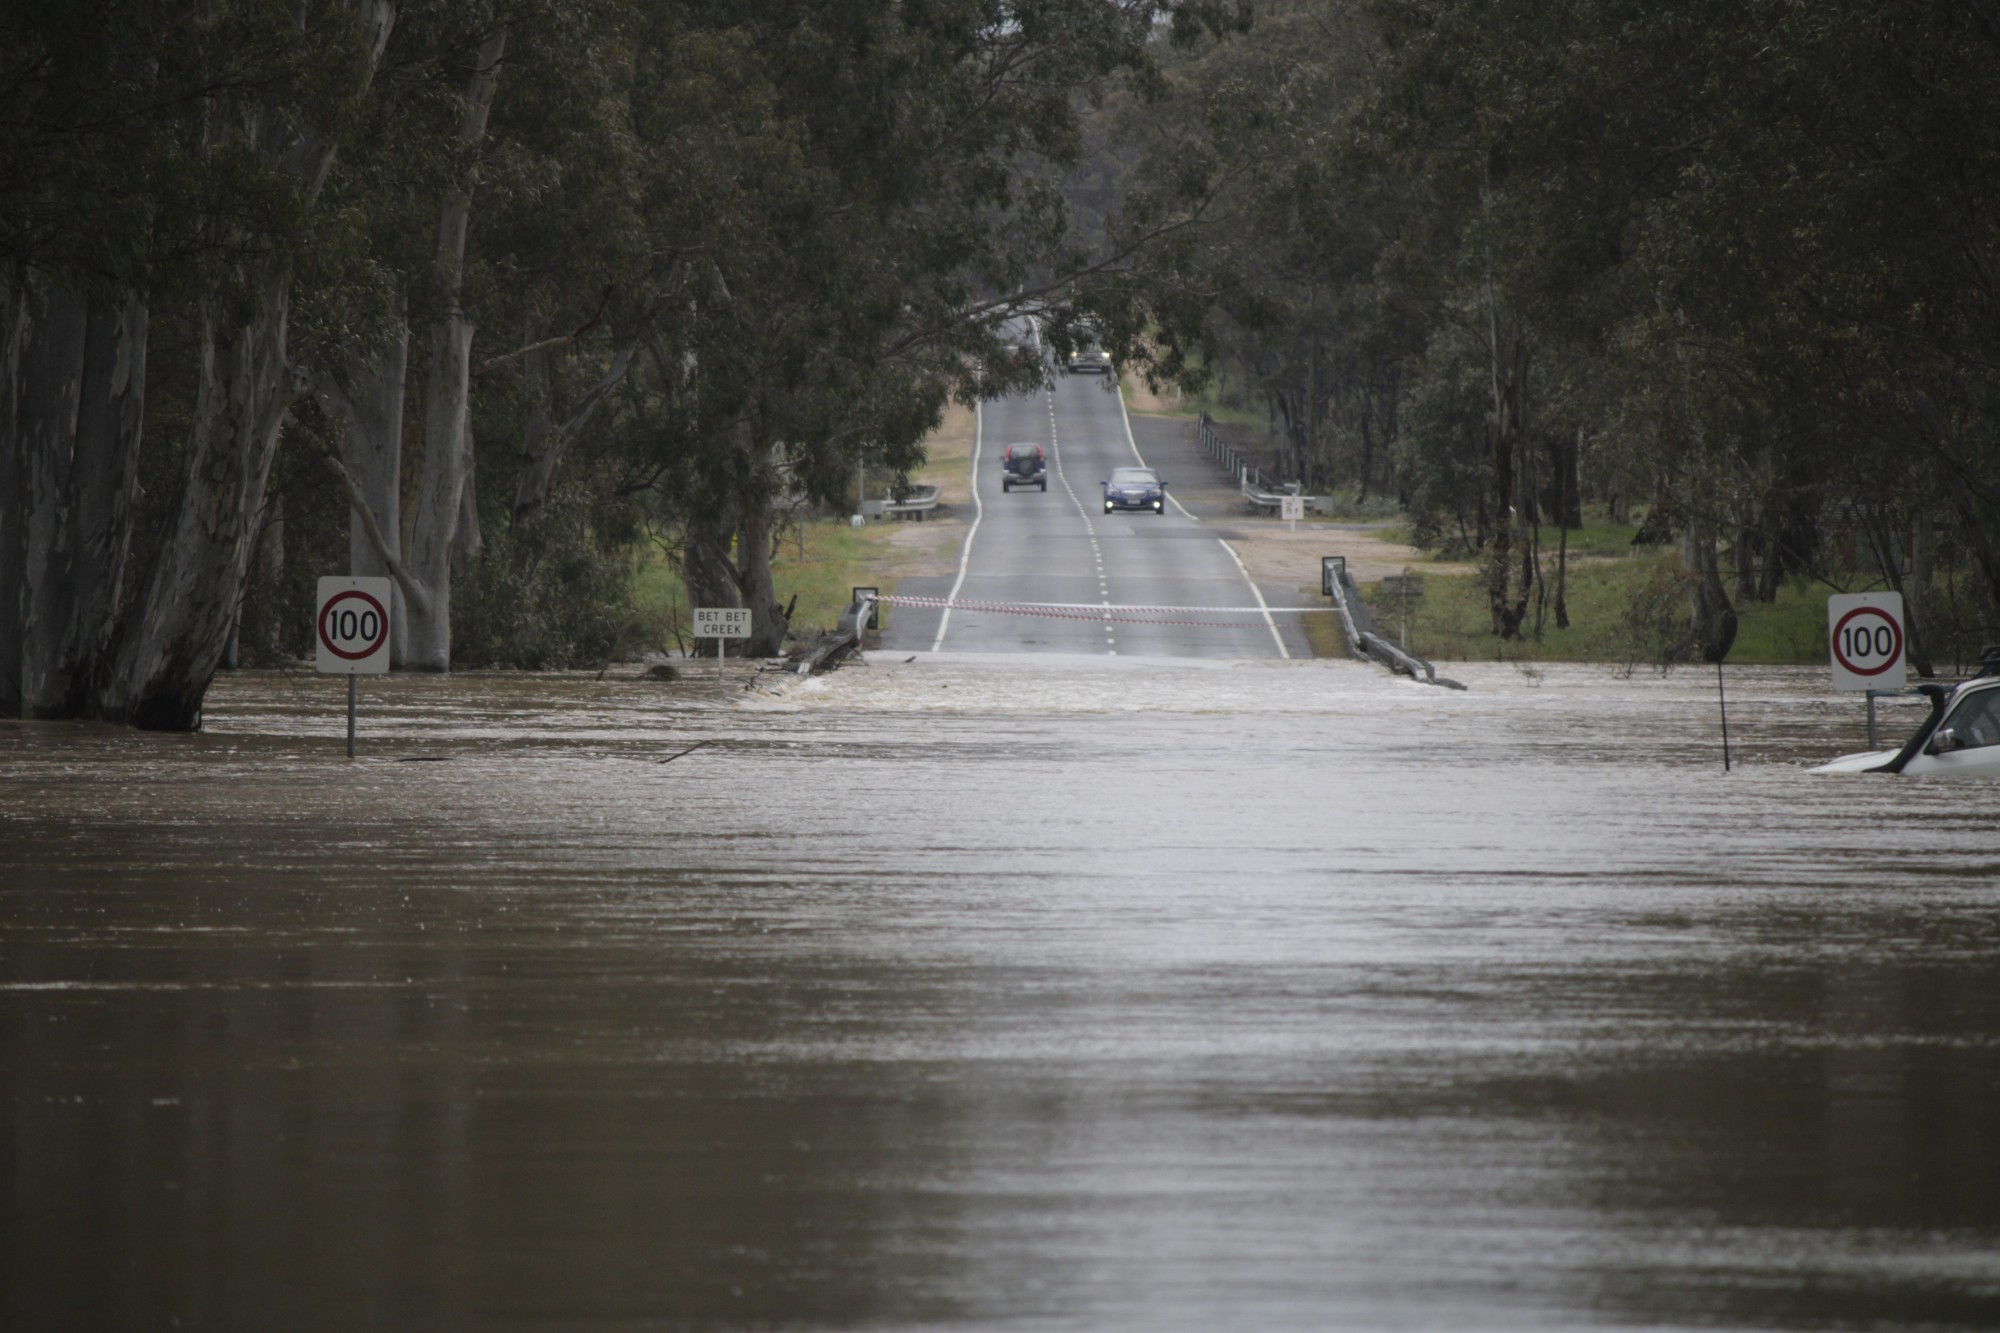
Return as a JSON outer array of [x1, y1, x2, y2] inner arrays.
[[1118, 385, 1475, 599]]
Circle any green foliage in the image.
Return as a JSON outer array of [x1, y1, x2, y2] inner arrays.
[[1099, 0, 2000, 654], [452, 486, 635, 670]]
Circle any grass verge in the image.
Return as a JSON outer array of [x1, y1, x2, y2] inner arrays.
[[1375, 551, 1876, 666], [628, 405, 978, 654]]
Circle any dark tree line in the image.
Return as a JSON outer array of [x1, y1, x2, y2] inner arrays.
[[2, 0, 1244, 727], [1092, 0, 2000, 666], [16, 1, 1995, 730]]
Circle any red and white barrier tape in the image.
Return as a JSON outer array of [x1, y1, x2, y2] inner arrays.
[[867, 592, 1332, 628]]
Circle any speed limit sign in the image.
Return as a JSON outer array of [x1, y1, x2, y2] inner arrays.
[[1827, 592, 1905, 691], [316, 577, 393, 675]]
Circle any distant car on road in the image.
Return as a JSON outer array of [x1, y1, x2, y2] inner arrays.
[[1102, 466, 1166, 514], [1065, 339, 1112, 375], [1001, 442, 1047, 492]]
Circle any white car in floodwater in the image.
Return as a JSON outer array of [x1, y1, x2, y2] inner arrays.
[[1813, 674, 2000, 776]]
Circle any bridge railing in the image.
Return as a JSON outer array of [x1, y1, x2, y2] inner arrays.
[[1196, 412, 1322, 513], [1323, 560, 1462, 688]]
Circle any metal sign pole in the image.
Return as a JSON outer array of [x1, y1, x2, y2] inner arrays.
[[1717, 659, 1731, 773], [316, 576, 391, 761], [717, 634, 724, 684]]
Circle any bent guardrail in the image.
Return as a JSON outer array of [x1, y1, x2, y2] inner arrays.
[[1323, 558, 1465, 689]]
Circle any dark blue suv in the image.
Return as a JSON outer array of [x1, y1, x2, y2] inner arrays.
[[1001, 443, 1047, 492]]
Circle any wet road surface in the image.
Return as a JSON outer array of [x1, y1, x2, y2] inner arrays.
[[881, 372, 1313, 658], [3, 661, 1998, 1330]]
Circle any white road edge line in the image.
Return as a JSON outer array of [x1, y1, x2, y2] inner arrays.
[[930, 401, 985, 652], [1114, 376, 1197, 521], [1116, 373, 1286, 659], [1217, 537, 1290, 660]]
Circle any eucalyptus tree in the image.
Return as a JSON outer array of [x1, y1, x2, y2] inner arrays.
[[2, 1, 396, 726], [1096, 1, 1416, 494], [1360, 0, 2000, 657], [610, 0, 1251, 656]]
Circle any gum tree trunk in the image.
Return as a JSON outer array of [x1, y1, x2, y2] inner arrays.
[[735, 425, 790, 657], [320, 323, 412, 662], [1682, 516, 1738, 663], [0, 267, 27, 714], [4, 280, 148, 719], [104, 283, 300, 728], [97, 0, 393, 728], [1484, 336, 1531, 639], [403, 27, 506, 671], [16, 283, 88, 716]]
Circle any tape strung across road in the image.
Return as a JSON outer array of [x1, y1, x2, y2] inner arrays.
[[874, 592, 1333, 629]]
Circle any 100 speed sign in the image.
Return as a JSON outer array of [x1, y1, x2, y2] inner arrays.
[[1826, 591, 1905, 691], [316, 576, 393, 675]]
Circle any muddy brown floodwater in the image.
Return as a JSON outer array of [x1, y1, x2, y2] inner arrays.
[[3, 656, 1998, 1331]]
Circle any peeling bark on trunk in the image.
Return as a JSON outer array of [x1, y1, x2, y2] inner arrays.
[[454, 439, 483, 570], [92, 0, 392, 728], [1484, 337, 1530, 639], [0, 267, 27, 714], [324, 324, 411, 662], [105, 285, 300, 728], [17, 283, 89, 716], [1682, 517, 1738, 663], [1732, 523, 1757, 604], [407, 318, 473, 671], [734, 424, 789, 657], [402, 27, 506, 672], [65, 293, 148, 704], [7, 283, 148, 718], [683, 522, 738, 616]]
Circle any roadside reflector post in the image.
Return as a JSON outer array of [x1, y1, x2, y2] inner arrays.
[[693, 608, 753, 687], [315, 576, 392, 759], [1717, 658, 1731, 772]]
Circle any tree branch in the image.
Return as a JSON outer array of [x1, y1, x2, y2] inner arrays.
[[316, 446, 431, 615]]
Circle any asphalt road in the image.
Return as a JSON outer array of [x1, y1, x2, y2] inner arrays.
[[881, 368, 1312, 658]]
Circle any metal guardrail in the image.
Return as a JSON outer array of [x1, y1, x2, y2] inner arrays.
[[1323, 561, 1463, 688], [1195, 412, 1324, 514], [880, 483, 941, 520]]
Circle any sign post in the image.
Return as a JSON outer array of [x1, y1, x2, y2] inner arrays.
[[1827, 592, 1907, 746], [1280, 493, 1303, 532], [315, 577, 392, 757], [693, 607, 753, 682], [851, 587, 879, 632]]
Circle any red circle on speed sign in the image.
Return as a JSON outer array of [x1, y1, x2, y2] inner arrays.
[[1832, 605, 1903, 677], [318, 589, 390, 661]]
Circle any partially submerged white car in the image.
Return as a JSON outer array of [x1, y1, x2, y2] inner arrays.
[[1813, 674, 2000, 776]]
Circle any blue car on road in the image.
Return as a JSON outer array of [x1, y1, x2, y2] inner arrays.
[[1102, 466, 1167, 514]]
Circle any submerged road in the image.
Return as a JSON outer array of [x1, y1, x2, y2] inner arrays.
[[5, 666, 1998, 1330], [881, 365, 1312, 658]]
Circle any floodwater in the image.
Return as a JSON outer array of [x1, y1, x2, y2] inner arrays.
[[2, 657, 1997, 1331]]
